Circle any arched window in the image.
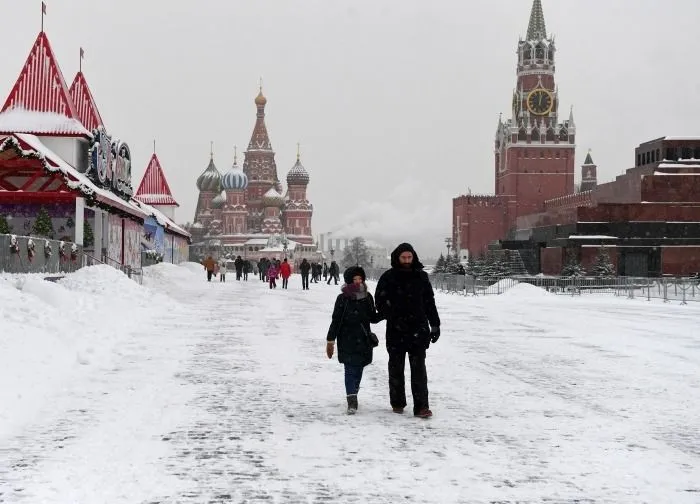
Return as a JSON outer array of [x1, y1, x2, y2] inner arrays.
[[518, 128, 527, 142], [531, 128, 540, 142], [559, 129, 568, 141], [535, 43, 545, 60], [682, 147, 693, 159], [523, 46, 532, 61], [656, 148, 661, 161], [646, 152, 651, 164], [637, 154, 641, 166], [694, 147, 700, 159], [546, 128, 555, 142]]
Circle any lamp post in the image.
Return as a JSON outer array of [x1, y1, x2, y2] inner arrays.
[[281, 233, 289, 259], [329, 246, 335, 261], [445, 237, 452, 257]]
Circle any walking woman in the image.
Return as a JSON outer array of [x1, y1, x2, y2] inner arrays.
[[267, 260, 278, 289], [326, 266, 382, 414]]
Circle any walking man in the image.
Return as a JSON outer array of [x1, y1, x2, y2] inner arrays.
[[219, 260, 227, 282], [203, 255, 216, 282], [300, 258, 311, 290], [375, 243, 441, 418]]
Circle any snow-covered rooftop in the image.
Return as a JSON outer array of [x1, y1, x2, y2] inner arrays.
[[0, 108, 91, 136]]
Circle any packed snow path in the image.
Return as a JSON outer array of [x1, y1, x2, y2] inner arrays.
[[1, 264, 699, 503]]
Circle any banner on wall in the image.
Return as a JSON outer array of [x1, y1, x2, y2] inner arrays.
[[143, 217, 165, 255]]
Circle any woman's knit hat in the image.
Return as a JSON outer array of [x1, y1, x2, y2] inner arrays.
[[343, 266, 366, 284]]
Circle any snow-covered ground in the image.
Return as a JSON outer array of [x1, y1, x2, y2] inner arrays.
[[1, 263, 699, 503]]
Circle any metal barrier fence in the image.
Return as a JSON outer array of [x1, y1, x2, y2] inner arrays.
[[0, 234, 83, 275], [430, 273, 700, 304], [0, 233, 142, 284]]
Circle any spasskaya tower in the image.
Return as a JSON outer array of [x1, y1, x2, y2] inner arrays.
[[494, 0, 576, 219]]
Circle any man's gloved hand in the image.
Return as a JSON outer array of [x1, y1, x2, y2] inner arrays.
[[430, 326, 440, 343], [326, 341, 335, 359]]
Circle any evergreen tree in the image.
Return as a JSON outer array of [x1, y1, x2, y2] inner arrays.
[[443, 254, 459, 274], [31, 207, 54, 238], [561, 252, 586, 277], [434, 253, 446, 273], [592, 246, 615, 277], [464, 256, 478, 277], [341, 237, 370, 267], [473, 253, 487, 278], [84, 220, 94, 248], [0, 214, 12, 234], [491, 256, 512, 278]]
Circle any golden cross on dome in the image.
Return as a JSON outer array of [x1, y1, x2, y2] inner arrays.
[[259, 76, 263, 92], [297, 142, 301, 161], [234, 145, 238, 164], [210, 141, 213, 159]]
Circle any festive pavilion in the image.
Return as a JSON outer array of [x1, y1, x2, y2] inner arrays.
[[0, 28, 189, 269]]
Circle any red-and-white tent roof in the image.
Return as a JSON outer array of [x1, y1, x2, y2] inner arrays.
[[134, 153, 179, 206], [69, 71, 104, 132], [0, 32, 89, 137]]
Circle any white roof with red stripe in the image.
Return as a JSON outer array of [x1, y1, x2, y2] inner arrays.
[[69, 71, 104, 132], [134, 153, 179, 206], [0, 31, 89, 136]]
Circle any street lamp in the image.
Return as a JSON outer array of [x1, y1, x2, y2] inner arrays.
[[329, 247, 335, 260], [445, 237, 452, 257], [281, 233, 289, 259]]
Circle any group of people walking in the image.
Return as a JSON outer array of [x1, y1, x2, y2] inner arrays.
[[326, 243, 441, 418], [202, 255, 253, 282]]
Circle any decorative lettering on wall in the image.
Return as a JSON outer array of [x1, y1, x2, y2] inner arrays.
[[88, 127, 134, 201]]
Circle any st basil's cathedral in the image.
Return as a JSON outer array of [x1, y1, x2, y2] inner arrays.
[[188, 89, 317, 262]]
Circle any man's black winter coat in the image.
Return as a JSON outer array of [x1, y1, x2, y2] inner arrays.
[[375, 245, 440, 353]]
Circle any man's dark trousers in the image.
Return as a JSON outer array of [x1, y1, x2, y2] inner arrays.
[[388, 348, 429, 414]]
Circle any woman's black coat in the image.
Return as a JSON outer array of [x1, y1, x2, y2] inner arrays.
[[327, 293, 380, 367]]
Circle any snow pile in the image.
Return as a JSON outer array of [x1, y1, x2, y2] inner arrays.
[[499, 281, 551, 298], [490, 278, 518, 291], [178, 261, 205, 276], [0, 265, 168, 438]]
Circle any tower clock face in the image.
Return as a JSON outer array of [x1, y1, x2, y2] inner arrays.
[[527, 89, 553, 116]]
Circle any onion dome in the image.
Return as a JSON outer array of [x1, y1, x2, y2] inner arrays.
[[255, 89, 267, 107], [211, 192, 226, 209], [262, 187, 284, 207], [286, 153, 309, 186], [196, 153, 222, 192], [221, 149, 249, 190]]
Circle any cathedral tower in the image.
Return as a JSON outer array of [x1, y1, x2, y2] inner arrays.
[[221, 147, 249, 234], [494, 0, 576, 221], [283, 145, 313, 243], [243, 87, 281, 233]]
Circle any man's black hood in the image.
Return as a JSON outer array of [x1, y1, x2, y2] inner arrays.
[[390, 242, 424, 270]]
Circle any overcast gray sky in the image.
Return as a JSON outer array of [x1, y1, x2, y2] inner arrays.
[[2, 0, 699, 257]]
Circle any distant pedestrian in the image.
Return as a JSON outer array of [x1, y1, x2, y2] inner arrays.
[[326, 266, 382, 415], [280, 258, 292, 289], [300, 258, 311, 290], [268, 261, 278, 289], [203, 256, 216, 282], [375, 243, 441, 419], [219, 261, 227, 282], [234, 255, 244, 281], [327, 261, 339, 285]]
